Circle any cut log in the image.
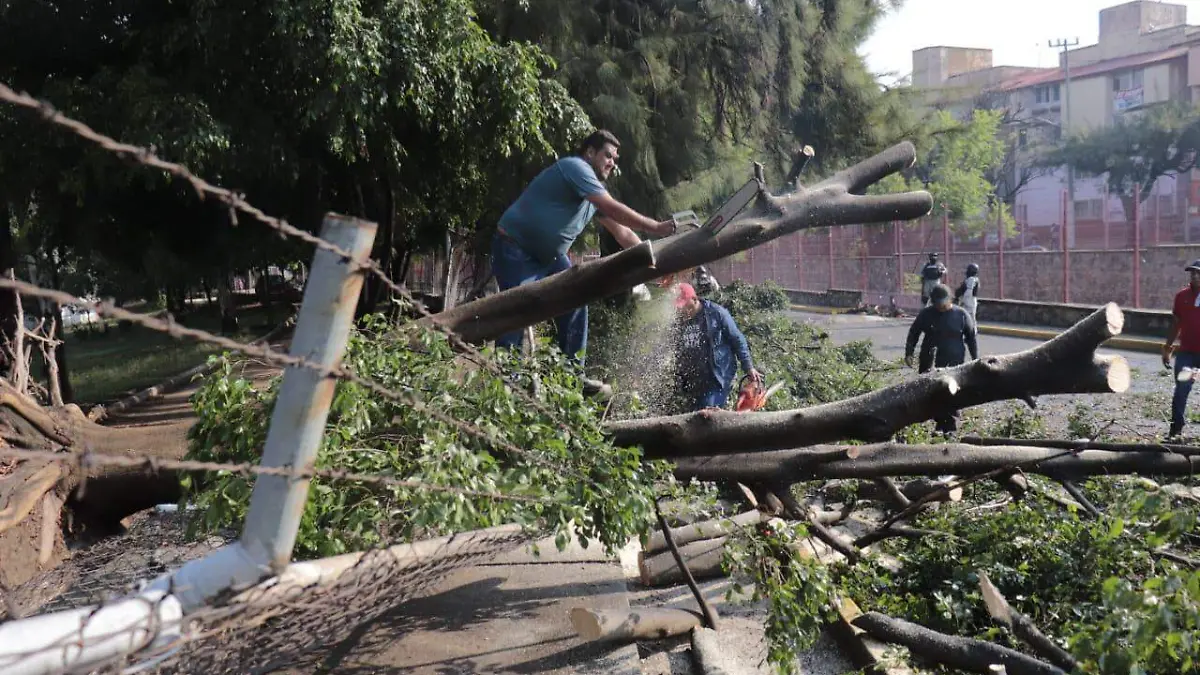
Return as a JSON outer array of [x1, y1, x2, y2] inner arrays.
[[639, 537, 728, 587], [611, 305, 1129, 458], [831, 596, 917, 675], [569, 606, 703, 643], [654, 500, 720, 629], [960, 435, 1200, 456], [853, 611, 1065, 675], [978, 572, 1080, 672], [673, 442, 1200, 484], [426, 143, 932, 343], [645, 510, 766, 554], [692, 626, 753, 675]]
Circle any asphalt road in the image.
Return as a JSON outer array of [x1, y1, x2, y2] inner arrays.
[[786, 310, 1163, 375]]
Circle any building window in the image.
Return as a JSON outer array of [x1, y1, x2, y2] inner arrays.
[[1113, 69, 1144, 92], [1034, 84, 1061, 104], [1074, 199, 1103, 219]]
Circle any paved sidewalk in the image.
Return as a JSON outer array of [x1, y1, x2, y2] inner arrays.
[[307, 536, 641, 674]]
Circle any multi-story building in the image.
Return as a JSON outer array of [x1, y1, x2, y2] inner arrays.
[[911, 1, 1200, 250]]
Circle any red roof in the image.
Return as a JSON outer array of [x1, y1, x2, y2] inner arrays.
[[995, 45, 1190, 91]]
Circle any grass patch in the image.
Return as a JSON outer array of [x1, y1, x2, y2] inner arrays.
[[33, 304, 280, 406]]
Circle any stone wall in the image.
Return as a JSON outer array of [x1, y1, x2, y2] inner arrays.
[[977, 299, 1170, 337]]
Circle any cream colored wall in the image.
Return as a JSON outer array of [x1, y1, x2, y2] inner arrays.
[[1141, 62, 1174, 103], [1065, 76, 1111, 132]]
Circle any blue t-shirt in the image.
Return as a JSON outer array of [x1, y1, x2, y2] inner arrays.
[[499, 156, 607, 264]]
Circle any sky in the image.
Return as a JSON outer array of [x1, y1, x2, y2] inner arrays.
[[860, 0, 1200, 84]]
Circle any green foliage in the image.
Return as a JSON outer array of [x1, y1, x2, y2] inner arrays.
[[1067, 402, 1104, 440], [838, 481, 1199, 671], [722, 519, 837, 673], [185, 315, 665, 559], [874, 108, 1014, 238], [1039, 101, 1200, 220], [985, 402, 1046, 439], [1070, 570, 1200, 674]]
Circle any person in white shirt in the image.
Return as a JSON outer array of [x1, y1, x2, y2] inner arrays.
[[954, 263, 980, 321]]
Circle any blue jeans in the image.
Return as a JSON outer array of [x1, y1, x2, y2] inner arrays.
[[491, 233, 587, 364], [692, 385, 730, 411], [1172, 351, 1200, 430]]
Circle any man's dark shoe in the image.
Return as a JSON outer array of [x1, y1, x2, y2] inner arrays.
[[1169, 423, 1184, 439], [581, 377, 613, 400]]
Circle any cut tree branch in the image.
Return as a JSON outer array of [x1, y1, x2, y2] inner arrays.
[[978, 571, 1080, 673], [674, 442, 1200, 483], [426, 143, 932, 343], [612, 305, 1129, 458], [853, 611, 1065, 675], [961, 435, 1200, 456]]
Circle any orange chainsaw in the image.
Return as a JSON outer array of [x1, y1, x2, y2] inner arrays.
[[734, 373, 785, 412]]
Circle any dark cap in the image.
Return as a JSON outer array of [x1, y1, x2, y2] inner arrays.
[[1187, 259, 1200, 272]]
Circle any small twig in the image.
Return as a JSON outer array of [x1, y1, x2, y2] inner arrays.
[[654, 499, 720, 630], [1058, 480, 1101, 518]]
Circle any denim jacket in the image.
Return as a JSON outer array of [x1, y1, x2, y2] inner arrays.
[[694, 299, 755, 392]]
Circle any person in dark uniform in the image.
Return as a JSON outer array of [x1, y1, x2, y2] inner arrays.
[[920, 253, 947, 305], [905, 283, 979, 434]]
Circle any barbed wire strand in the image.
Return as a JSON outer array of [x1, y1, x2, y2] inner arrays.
[[0, 81, 582, 440], [0, 277, 562, 473], [0, 445, 554, 504]]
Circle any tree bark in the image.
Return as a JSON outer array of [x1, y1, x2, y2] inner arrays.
[[978, 571, 1080, 673], [639, 537, 728, 587], [614, 304, 1128, 458], [645, 510, 766, 554], [960, 435, 1200, 456], [425, 143, 932, 343], [674, 443, 1200, 484], [853, 611, 1065, 675], [569, 606, 703, 642]]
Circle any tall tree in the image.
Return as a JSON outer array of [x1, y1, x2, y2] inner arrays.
[[1037, 101, 1200, 243]]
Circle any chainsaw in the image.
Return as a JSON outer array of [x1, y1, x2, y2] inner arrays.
[[734, 373, 785, 412]]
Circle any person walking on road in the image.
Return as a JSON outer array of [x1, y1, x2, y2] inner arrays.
[[905, 283, 979, 435], [1162, 259, 1200, 438], [492, 129, 675, 395], [920, 253, 947, 306], [954, 262, 981, 321], [673, 283, 761, 411]]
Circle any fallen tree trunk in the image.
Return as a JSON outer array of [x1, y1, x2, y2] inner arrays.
[[853, 611, 1065, 675], [569, 606, 703, 643], [639, 537, 727, 587], [674, 442, 1200, 484], [611, 304, 1129, 457], [645, 510, 765, 554], [960, 435, 1200, 456], [426, 143, 932, 343]]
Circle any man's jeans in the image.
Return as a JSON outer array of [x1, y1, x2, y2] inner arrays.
[[692, 385, 730, 411], [1172, 350, 1200, 431], [491, 233, 587, 364]]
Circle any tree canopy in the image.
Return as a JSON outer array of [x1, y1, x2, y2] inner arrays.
[[1037, 101, 1200, 223]]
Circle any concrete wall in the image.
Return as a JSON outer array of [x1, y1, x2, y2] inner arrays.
[[785, 289, 863, 308], [977, 298, 1170, 337], [1070, 74, 1114, 132]]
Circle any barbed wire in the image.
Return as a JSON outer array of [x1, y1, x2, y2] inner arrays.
[[0, 80, 582, 440], [0, 445, 554, 505], [0, 277, 564, 473]]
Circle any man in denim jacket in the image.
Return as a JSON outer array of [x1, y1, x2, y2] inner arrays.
[[673, 283, 761, 411]]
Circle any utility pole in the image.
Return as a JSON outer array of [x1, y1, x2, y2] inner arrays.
[[1050, 38, 1080, 248]]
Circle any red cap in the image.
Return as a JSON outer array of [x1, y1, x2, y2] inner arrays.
[[674, 283, 698, 308]]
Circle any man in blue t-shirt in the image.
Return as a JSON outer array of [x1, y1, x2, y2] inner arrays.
[[493, 129, 674, 393]]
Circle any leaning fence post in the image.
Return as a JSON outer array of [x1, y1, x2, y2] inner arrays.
[[240, 213, 377, 572]]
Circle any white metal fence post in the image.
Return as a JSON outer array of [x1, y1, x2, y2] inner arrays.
[[0, 213, 377, 675], [240, 213, 377, 572]]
